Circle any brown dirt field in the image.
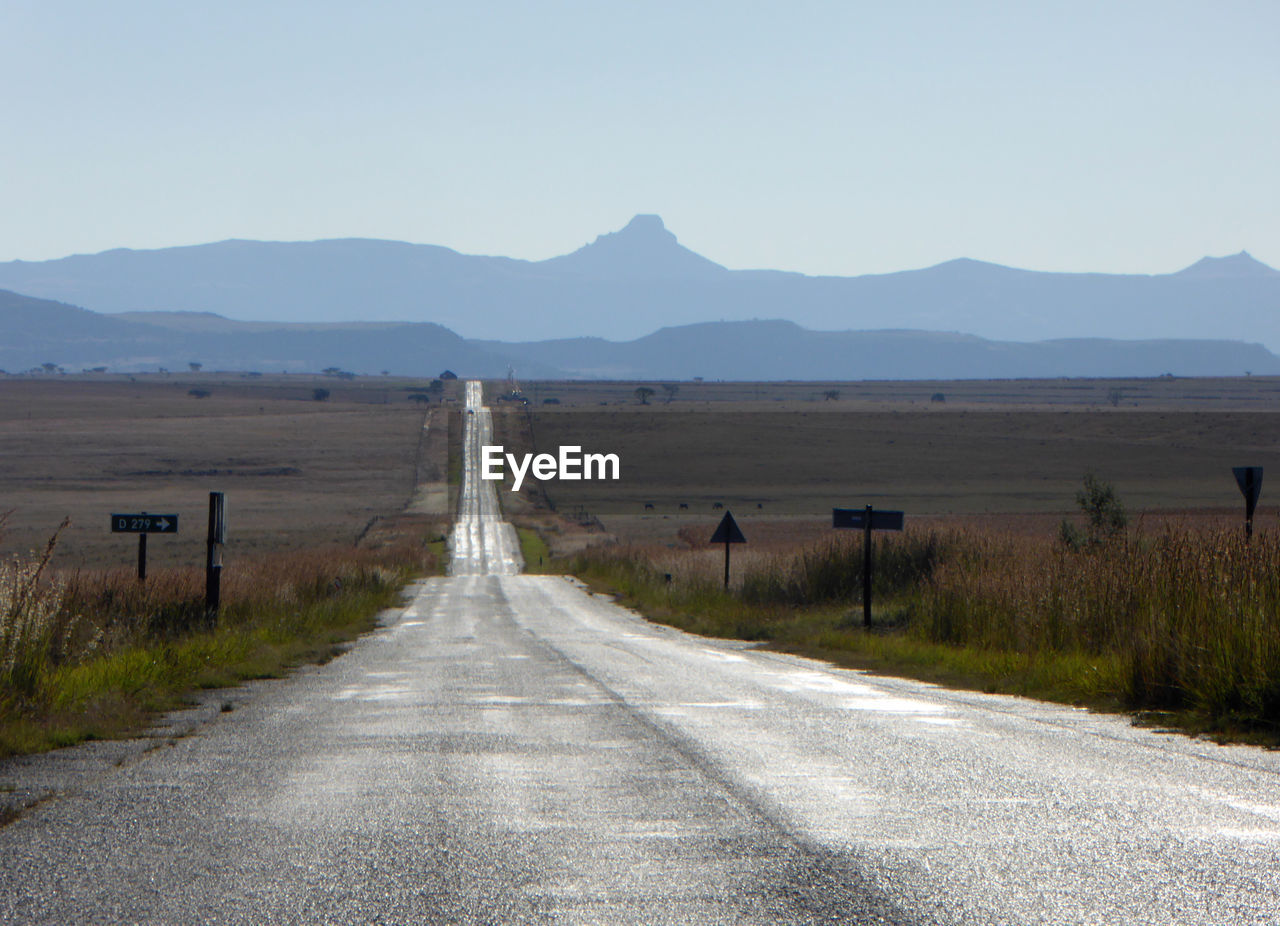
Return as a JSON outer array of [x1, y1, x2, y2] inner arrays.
[[503, 379, 1280, 546], [5, 373, 1273, 568], [497, 374, 1280, 411], [0, 375, 448, 569]]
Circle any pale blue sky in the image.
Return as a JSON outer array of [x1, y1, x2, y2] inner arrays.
[[3, 1, 1277, 275]]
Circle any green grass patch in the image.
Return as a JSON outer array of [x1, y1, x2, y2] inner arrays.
[[517, 528, 549, 573], [1, 536, 425, 758], [426, 535, 449, 575]]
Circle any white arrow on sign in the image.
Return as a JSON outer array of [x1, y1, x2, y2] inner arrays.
[[156, 517, 172, 531]]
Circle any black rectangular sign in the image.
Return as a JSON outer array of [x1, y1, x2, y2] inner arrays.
[[111, 513, 179, 534], [832, 508, 904, 531]]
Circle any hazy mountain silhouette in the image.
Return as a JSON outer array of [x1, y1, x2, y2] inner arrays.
[[1172, 251, 1280, 280], [0, 289, 541, 377], [478, 320, 1280, 381], [4, 289, 1276, 380], [539, 214, 727, 279], [0, 216, 1276, 347]]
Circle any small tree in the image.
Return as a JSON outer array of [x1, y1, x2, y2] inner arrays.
[[930, 392, 946, 403], [188, 388, 211, 399], [635, 386, 655, 405], [407, 393, 431, 404], [1060, 473, 1127, 549], [189, 362, 202, 372], [823, 389, 840, 401], [661, 383, 679, 404], [313, 388, 331, 402], [1107, 388, 1123, 407]]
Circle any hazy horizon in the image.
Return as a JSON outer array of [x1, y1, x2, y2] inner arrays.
[[4, 3, 1277, 276], [7, 216, 1276, 281]]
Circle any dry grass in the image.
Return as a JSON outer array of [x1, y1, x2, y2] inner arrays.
[[0, 375, 437, 568], [0, 374, 453, 756], [562, 522, 1280, 743], [0, 529, 442, 757], [494, 375, 1280, 410], [520, 407, 1280, 522]]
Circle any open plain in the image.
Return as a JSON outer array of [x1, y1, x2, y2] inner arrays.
[[0, 374, 454, 569], [492, 375, 1280, 551]]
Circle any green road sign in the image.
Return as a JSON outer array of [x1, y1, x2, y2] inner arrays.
[[111, 513, 179, 534]]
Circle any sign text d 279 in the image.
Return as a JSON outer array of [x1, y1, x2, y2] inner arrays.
[[482, 445, 620, 492], [111, 513, 179, 534]]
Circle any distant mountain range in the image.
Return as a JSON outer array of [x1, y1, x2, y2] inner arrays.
[[4, 289, 1278, 381], [1, 215, 1277, 348]]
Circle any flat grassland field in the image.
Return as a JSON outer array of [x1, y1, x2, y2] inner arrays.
[[0, 375, 453, 569], [5, 374, 1279, 569], [491, 376, 1280, 547]]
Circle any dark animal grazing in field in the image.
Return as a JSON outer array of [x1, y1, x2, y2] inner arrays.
[[644, 502, 654, 510], [712, 502, 723, 509], [757, 503, 764, 509], [678, 502, 688, 510]]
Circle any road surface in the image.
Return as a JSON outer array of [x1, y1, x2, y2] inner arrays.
[[2, 381, 1279, 923], [447, 380, 522, 577]]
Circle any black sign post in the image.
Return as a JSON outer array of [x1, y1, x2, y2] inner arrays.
[[110, 513, 179, 581], [1232, 467, 1263, 540], [709, 511, 746, 589], [833, 505, 905, 627], [206, 492, 226, 625]]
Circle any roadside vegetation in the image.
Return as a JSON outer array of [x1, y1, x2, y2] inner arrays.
[[560, 479, 1280, 745], [0, 518, 442, 757], [516, 527, 550, 573]]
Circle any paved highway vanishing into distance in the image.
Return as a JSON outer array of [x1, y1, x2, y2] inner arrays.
[[2, 381, 1279, 923]]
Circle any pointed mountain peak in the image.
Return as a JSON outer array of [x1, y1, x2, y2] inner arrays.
[[540, 215, 726, 279], [617, 213, 670, 237], [1173, 250, 1279, 279]]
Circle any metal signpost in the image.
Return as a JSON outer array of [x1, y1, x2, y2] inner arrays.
[[833, 505, 905, 627], [110, 513, 179, 581], [206, 492, 226, 624], [709, 511, 746, 588], [1232, 466, 1263, 540]]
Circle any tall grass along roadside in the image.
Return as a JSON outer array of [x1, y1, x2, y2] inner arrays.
[[1, 517, 69, 702], [563, 525, 1280, 743], [1, 524, 441, 758]]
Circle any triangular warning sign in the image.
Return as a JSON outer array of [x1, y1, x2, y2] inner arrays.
[[709, 511, 746, 544], [1233, 466, 1263, 518]]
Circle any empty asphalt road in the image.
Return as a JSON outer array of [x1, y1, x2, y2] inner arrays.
[[2, 381, 1280, 924]]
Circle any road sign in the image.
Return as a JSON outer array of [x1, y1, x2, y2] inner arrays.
[[833, 505, 906, 627], [111, 512, 178, 582], [709, 511, 746, 588], [710, 511, 746, 544], [832, 508, 904, 531], [111, 513, 179, 534], [1232, 467, 1263, 538]]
